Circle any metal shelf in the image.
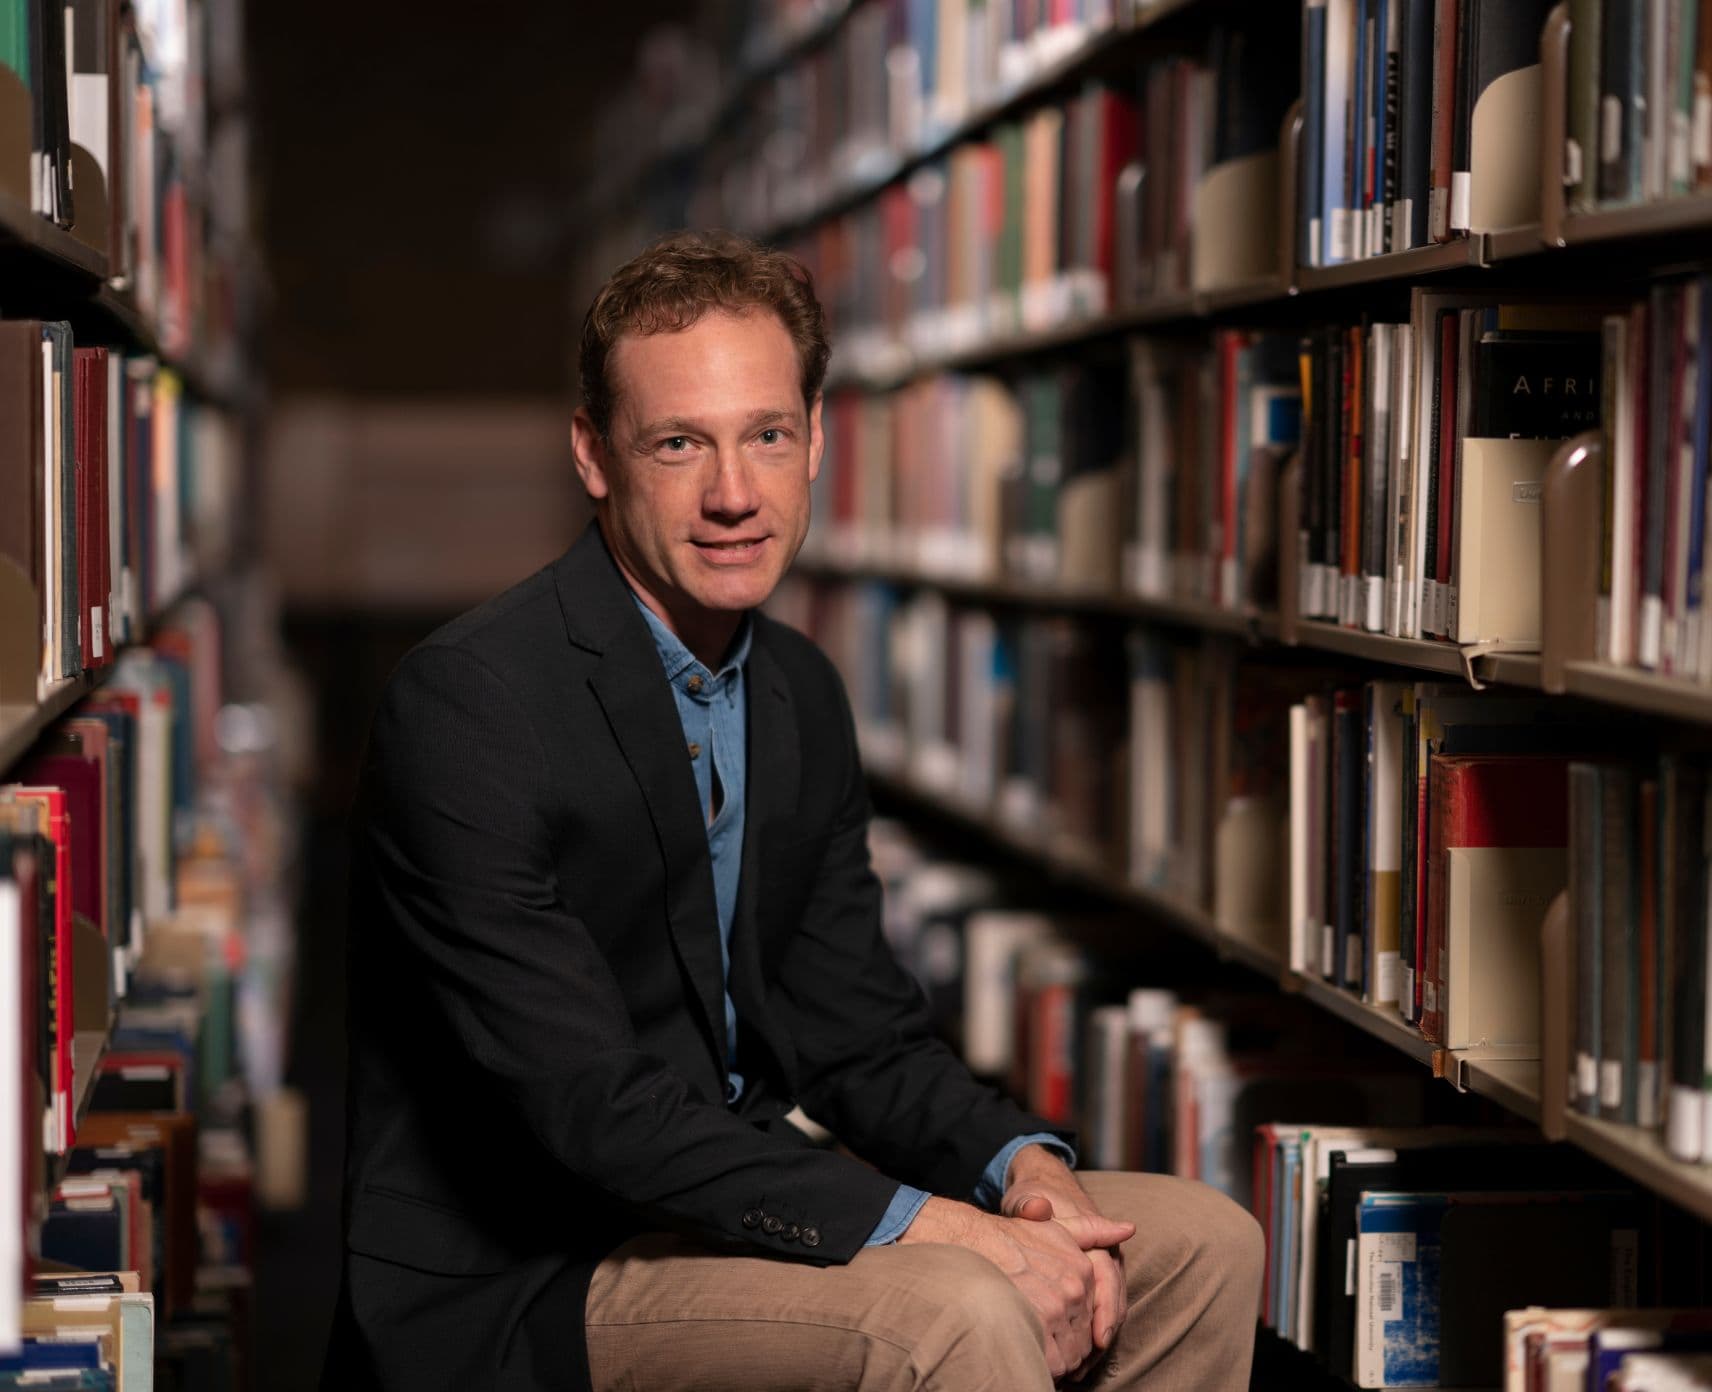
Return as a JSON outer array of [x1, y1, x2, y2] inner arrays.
[[1563, 1109, 1712, 1225], [1287, 974, 1440, 1067], [1295, 238, 1483, 293], [1284, 620, 1472, 676], [1558, 660, 1712, 726], [1559, 194, 1712, 247]]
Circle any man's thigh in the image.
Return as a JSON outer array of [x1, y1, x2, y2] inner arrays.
[[585, 1232, 1049, 1392]]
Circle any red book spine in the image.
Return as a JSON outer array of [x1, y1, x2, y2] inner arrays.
[[1218, 333, 1240, 603]]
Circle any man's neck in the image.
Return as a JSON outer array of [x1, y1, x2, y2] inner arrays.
[[607, 546, 742, 670]]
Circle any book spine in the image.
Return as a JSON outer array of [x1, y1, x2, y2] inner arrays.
[[1572, 762, 1604, 1115], [1447, 0, 1475, 233], [1638, 777, 1661, 1127], [1399, 686, 1421, 1018], [1671, 763, 1711, 1158], [1363, 323, 1392, 632], [1428, 0, 1459, 240], [1422, 755, 1454, 1042], [1305, 2, 1329, 266], [1599, 0, 1643, 203], [1600, 764, 1634, 1116], [1639, 283, 1672, 669]]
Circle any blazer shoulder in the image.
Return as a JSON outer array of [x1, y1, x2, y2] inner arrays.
[[399, 561, 569, 688], [753, 612, 845, 706]]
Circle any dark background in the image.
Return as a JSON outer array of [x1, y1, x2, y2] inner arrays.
[[244, 5, 688, 1383]]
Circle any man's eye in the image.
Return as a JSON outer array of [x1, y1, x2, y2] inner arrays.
[[661, 436, 691, 452], [758, 428, 783, 445]]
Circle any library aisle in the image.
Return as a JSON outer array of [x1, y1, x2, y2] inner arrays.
[[11, 0, 1712, 1389]]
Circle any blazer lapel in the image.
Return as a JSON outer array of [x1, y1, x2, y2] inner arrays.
[[556, 525, 730, 1071], [728, 629, 800, 1053]]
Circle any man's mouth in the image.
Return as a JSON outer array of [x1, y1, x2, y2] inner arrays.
[[693, 537, 769, 560]]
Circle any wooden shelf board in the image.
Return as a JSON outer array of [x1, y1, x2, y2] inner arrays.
[[1287, 620, 1472, 675], [790, 558, 1261, 634], [1456, 1056, 1542, 1122], [1481, 224, 1546, 264], [0, 189, 107, 281], [1563, 1110, 1712, 1224], [1560, 659, 1712, 725], [1295, 238, 1482, 293], [0, 675, 94, 773], [1561, 194, 1712, 247], [1289, 975, 1440, 1066]]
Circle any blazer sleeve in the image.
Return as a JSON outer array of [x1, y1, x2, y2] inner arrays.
[[763, 652, 1073, 1199], [359, 642, 901, 1263]]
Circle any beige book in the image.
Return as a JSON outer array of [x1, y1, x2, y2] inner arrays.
[[1213, 794, 1286, 960], [1445, 846, 1567, 1053], [1453, 437, 1558, 645], [1057, 467, 1122, 591], [1469, 62, 1544, 231], [1190, 151, 1280, 291]]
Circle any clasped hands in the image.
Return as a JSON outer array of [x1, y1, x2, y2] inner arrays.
[[898, 1146, 1134, 1381]]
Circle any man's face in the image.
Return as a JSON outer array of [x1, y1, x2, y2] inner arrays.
[[573, 308, 823, 634]]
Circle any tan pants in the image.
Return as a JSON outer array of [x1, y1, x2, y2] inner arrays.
[[585, 1172, 1265, 1391]]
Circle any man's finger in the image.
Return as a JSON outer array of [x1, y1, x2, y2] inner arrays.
[[1089, 1248, 1125, 1352], [1051, 1211, 1136, 1250]]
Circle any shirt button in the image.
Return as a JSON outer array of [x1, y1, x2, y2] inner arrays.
[[686, 674, 703, 693], [688, 741, 702, 759]]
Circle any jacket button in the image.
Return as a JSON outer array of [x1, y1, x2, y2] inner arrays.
[[742, 1209, 762, 1229], [783, 1223, 801, 1241], [801, 1226, 821, 1248], [761, 1215, 783, 1235]]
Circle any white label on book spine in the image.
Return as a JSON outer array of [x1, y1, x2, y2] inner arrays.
[[1220, 557, 1238, 609], [91, 608, 103, 661], [1636, 1062, 1660, 1128], [1308, 215, 1324, 268], [1565, 137, 1584, 187], [1599, 1059, 1623, 1110], [1671, 113, 1692, 186], [1421, 578, 1438, 637], [1321, 924, 1335, 980], [1696, 94, 1712, 168], [1448, 171, 1471, 232], [1444, 583, 1459, 641], [1602, 95, 1624, 163], [1639, 595, 1664, 670], [1362, 576, 1385, 633], [1401, 964, 1415, 1019], [1429, 188, 1448, 242], [1330, 208, 1353, 264], [1345, 1239, 1358, 1297], [1345, 937, 1362, 992], [1668, 1085, 1705, 1161], [1375, 951, 1400, 1007]]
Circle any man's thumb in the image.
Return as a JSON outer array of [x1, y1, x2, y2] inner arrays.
[[1006, 1192, 1055, 1222]]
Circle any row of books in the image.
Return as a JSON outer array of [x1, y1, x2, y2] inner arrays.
[[1300, 0, 1554, 264], [804, 276, 1712, 682], [1285, 674, 1712, 1168], [1297, 0, 1712, 266], [1505, 1309, 1712, 1391], [0, 319, 239, 702], [1, 0, 244, 367], [0, 599, 282, 1386], [776, 577, 1712, 1175], [1563, 0, 1712, 216], [774, 581, 1131, 854], [678, 0, 1128, 236], [3, 1273, 152, 1389], [868, 828, 1705, 1389]]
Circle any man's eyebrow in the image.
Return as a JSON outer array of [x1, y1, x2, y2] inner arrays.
[[632, 407, 802, 439]]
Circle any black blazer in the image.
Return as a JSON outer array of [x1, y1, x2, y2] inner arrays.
[[326, 524, 1062, 1391]]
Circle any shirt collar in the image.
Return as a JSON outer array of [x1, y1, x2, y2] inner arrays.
[[629, 588, 753, 688]]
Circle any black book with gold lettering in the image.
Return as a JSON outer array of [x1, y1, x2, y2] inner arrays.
[[1470, 331, 1603, 439]]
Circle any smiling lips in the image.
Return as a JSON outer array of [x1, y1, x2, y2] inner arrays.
[[693, 537, 769, 563]]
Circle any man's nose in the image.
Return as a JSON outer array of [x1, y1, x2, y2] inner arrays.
[[706, 449, 759, 518]]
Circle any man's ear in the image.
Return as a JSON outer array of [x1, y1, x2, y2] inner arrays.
[[807, 391, 825, 483], [571, 408, 613, 501]]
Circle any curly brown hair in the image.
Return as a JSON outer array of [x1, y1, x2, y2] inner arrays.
[[578, 230, 831, 442]]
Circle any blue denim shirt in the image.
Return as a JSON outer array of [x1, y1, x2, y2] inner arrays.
[[631, 594, 1072, 1243]]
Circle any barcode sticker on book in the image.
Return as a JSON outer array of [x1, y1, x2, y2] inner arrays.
[[1375, 1262, 1403, 1320]]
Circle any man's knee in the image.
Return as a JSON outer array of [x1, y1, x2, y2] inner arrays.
[[1086, 1172, 1265, 1292], [901, 1245, 1046, 1383]]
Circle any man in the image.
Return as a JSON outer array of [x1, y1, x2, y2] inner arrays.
[[328, 232, 1263, 1392]]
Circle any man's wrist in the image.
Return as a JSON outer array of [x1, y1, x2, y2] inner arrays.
[[1007, 1141, 1074, 1185]]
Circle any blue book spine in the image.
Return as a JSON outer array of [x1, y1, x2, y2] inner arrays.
[[1280, 1139, 1302, 1342], [1303, 2, 1328, 266], [1324, 0, 1353, 264], [1358, 1193, 1446, 1387]]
